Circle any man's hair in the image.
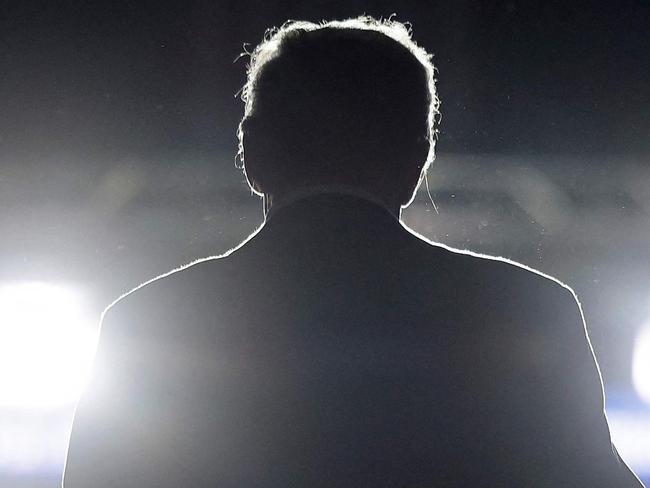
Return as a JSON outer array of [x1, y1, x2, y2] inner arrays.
[[237, 15, 440, 201]]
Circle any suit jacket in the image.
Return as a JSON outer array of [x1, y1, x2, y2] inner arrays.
[[64, 192, 643, 487]]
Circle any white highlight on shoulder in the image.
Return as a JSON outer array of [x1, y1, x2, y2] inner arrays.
[[100, 221, 266, 325], [399, 219, 577, 292], [399, 218, 606, 408]]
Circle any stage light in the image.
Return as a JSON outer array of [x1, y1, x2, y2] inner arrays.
[[632, 325, 650, 405], [0, 282, 97, 409], [608, 409, 650, 478]]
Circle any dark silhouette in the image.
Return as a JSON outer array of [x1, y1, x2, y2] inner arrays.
[[64, 17, 644, 487]]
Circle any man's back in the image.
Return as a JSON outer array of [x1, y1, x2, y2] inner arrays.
[[64, 192, 641, 487]]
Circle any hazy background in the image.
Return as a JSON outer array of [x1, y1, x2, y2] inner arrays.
[[1, 1, 648, 486]]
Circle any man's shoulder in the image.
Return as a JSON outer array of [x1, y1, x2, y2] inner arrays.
[[408, 227, 569, 284], [403, 228, 579, 318], [101, 253, 237, 333]]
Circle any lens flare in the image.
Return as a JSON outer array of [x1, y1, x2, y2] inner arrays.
[[632, 325, 650, 405], [0, 282, 97, 409]]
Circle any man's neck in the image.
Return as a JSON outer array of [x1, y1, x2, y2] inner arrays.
[[263, 185, 402, 221]]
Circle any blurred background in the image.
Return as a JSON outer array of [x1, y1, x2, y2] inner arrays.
[[0, 1, 648, 486]]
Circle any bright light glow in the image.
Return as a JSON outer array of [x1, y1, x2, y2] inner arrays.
[[0, 282, 97, 409], [608, 408, 650, 476], [632, 325, 650, 405], [0, 413, 71, 473]]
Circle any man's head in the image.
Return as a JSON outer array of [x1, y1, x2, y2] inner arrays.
[[238, 16, 440, 211]]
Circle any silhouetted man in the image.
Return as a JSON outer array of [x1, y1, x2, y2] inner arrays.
[[64, 17, 644, 487]]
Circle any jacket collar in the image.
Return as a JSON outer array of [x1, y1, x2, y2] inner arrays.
[[264, 185, 400, 223]]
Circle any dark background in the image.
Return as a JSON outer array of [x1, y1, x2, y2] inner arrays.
[[0, 1, 648, 486]]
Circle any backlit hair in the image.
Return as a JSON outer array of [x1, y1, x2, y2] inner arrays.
[[236, 15, 441, 196]]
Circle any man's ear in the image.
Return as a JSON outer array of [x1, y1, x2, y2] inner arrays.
[[240, 117, 266, 195], [399, 136, 430, 206]]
